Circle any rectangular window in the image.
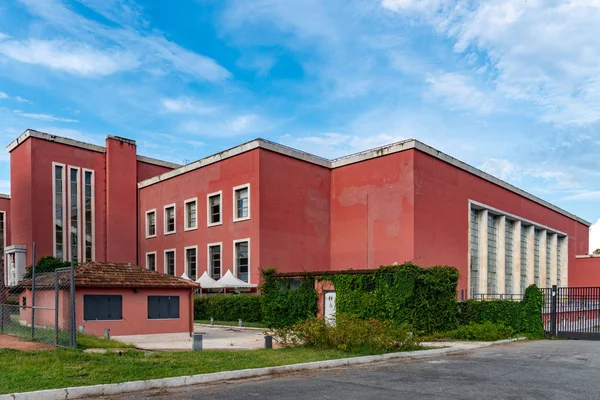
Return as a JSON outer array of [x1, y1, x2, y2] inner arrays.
[[208, 243, 222, 280], [83, 170, 94, 262], [164, 250, 175, 275], [207, 191, 222, 226], [469, 209, 479, 297], [0, 212, 4, 275], [233, 184, 250, 221], [146, 210, 156, 238], [69, 167, 80, 263], [148, 296, 180, 319], [184, 198, 197, 230], [520, 227, 529, 294], [146, 252, 156, 271], [185, 246, 197, 281], [83, 295, 122, 321], [505, 220, 514, 294], [487, 214, 497, 293], [164, 204, 176, 234], [534, 229, 541, 286], [53, 163, 65, 260], [557, 237, 564, 286], [546, 235, 553, 287], [234, 240, 250, 282]]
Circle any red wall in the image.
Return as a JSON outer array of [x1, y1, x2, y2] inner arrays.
[[138, 150, 260, 282], [570, 257, 600, 287], [0, 197, 11, 248], [413, 151, 590, 295], [259, 149, 331, 273], [10, 140, 32, 262], [330, 150, 416, 270], [136, 161, 174, 183]]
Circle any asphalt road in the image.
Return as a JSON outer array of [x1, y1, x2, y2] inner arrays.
[[101, 340, 600, 400]]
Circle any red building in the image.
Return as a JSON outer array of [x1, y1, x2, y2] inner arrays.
[[0, 129, 595, 298]]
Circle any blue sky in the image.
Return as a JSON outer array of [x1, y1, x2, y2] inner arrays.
[[1, 0, 600, 249]]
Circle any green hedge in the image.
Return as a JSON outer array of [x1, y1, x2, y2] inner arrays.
[[330, 264, 459, 334], [194, 295, 263, 322], [260, 269, 318, 328], [457, 285, 544, 338]]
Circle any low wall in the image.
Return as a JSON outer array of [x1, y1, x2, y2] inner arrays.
[[570, 256, 600, 287]]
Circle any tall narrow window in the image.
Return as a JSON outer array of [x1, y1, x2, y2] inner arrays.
[[0, 212, 4, 275], [165, 250, 175, 275], [146, 252, 156, 271], [164, 205, 176, 234], [546, 235, 552, 287], [207, 191, 222, 226], [505, 220, 514, 294], [208, 243, 222, 280], [469, 209, 479, 297], [146, 210, 156, 238], [234, 240, 249, 282], [557, 237, 564, 286], [233, 184, 250, 221], [520, 227, 529, 294], [184, 198, 197, 230], [487, 214, 497, 294], [83, 170, 94, 262], [53, 163, 65, 260], [69, 167, 80, 263], [534, 229, 541, 286], [185, 247, 197, 281]]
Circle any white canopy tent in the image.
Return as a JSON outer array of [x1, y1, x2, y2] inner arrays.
[[215, 270, 257, 288], [180, 272, 191, 281], [195, 271, 222, 289]]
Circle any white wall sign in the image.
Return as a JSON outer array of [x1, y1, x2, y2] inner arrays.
[[324, 291, 336, 326]]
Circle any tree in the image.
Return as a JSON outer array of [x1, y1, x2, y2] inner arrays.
[[22, 256, 75, 279], [594, 249, 600, 255]]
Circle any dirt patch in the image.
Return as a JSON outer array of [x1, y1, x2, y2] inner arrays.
[[0, 334, 55, 351]]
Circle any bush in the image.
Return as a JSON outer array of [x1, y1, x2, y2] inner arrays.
[[23, 256, 74, 279], [261, 268, 318, 328], [194, 295, 262, 322], [445, 322, 515, 341], [273, 313, 419, 354]]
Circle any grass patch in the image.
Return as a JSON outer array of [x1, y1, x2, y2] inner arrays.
[[195, 320, 269, 329], [0, 347, 355, 394]]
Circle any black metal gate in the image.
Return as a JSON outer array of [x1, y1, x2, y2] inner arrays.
[[543, 286, 600, 340]]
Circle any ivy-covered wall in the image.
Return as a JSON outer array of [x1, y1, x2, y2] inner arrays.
[[194, 295, 263, 322]]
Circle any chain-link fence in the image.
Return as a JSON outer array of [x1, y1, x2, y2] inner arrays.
[[0, 267, 76, 347]]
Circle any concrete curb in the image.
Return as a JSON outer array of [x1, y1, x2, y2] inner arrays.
[[0, 338, 525, 400], [194, 323, 267, 332]]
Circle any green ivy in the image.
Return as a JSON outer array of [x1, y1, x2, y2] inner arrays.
[[194, 295, 263, 322], [260, 268, 318, 328]]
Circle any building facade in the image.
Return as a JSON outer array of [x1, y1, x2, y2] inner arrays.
[[0, 129, 594, 297]]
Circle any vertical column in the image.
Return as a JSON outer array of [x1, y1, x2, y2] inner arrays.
[[513, 221, 522, 295], [549, 233, 558, 286], [559, 237, 568, 286], [106, 136, 138, 264], [539, 230, 547, 287], [477, 209, 489, 296], [496, 216, 506, 294], [526, 225, 535, 286]]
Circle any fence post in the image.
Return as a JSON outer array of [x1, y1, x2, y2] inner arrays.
[[69, 239, 76, 347], [551, 284, 558, 337], [55, 269, 59, 345], [31, 242, 36, 340]]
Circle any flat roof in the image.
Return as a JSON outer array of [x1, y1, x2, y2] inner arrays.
[[137, 137, 590, 227], [6, 129, 181, 169]]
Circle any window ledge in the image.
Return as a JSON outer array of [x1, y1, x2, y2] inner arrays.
[[184, 226, 198, 232], [207, 221, 223, 227], [233, 216, 251, 223], [146, 234, 157, 239], [164, 231, 177, 236]]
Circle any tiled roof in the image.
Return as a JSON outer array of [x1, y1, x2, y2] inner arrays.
[[19, 263, 197, 290]]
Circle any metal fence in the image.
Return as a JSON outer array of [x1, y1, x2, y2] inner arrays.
[[542, 286, 600, 340], [470, 293, 524, 301], [0, 266, 77, 347]]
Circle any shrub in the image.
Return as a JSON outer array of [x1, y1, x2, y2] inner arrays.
[[261, 268, 318, 328], [445, 322, 515, 341], [23, 256, 75, 279], [273, 313, 419, 354], [194, 295, 262, 322]]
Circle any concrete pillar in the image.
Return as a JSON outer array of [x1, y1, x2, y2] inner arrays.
[[526, 225, 535, 287], [539, 230, 547, 287], [106, 136, 138, 264], [512, 221, 522, 295], [496, 216, 506, 294], [549, 233, 558, 286], [559, 237, 569, 286], [477, 209, 489, 296]]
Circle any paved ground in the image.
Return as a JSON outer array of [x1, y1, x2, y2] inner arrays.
[[97, 340, 600, 399], [0, 334, 54, 351], [113, 325, 267, 351]]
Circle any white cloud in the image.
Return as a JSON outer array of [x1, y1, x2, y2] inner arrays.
[[382, 0, 600, 125], [35, 127, 104, 145], [0, 92, 7, 99], [590, 218, 600, 254], [0, 39, 140, 77], [561, 191, 600, 202], [13, 110, 78, 123], [425, 71, 495, 114], [286, 132, 405, 159], [178, 113, 265, 137], [478, 158, 578, 190], [15, 96, 30, 103], [161, 97, 220, 114]]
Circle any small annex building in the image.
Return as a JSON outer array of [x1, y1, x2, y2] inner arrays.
[[18, 262, 197, 337]]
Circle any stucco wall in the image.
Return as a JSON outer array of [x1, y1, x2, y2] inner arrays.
[[413, 150, 590, 295], [330, 150, 416, 270], [138, 150, 260, 282], [259, 149, 331, 273], [10, 139, 32, 263], [136, 160, 174, 183], [570, 257, 600, 287]]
